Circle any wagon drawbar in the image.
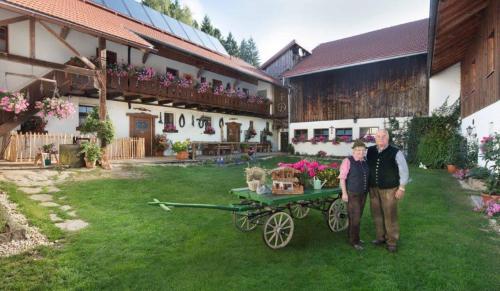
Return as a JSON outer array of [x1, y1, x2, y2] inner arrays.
[[149, 187, 348, 249]]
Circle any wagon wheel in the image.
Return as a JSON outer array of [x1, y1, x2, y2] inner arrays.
[[263, 212, 294, 249], [289, 204, 310, 219], [232, 211, 258, 232], [326, 199, 349, 232]]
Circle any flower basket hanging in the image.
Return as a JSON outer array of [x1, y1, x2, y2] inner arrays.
[[35, 97, 75, 119], [0, 90, 29, 114]]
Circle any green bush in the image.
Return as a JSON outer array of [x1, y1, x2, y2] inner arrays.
[[417, 131, 449, 168], [79, 141, 102, 162], [80, 108, 115, 146], [468, 167, 490, 180], [172, 140, 189, 153], [446, 133, 467, 168]]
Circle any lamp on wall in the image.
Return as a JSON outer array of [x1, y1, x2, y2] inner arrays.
[[158, 113, 163, 124], [466, 125, 473, 137]]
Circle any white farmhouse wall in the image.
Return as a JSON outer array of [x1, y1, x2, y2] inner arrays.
[[429, 63, 461, 113], [289, 117, 408, 156], [461, 101, 500, 166], [44, 97, 279, 152]]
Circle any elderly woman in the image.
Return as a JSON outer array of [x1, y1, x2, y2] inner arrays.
[[339, 140, 369, 250]]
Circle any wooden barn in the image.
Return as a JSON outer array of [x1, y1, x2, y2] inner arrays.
[[428, 0, 499, 165], [282, 19, 429, 156]]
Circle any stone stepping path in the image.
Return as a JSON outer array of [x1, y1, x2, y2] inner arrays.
[[0, 169, 88, 233]]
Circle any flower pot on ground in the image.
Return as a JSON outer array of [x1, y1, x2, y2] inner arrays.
[[79, 141, 102, 168], [481, 193, 500, 205], [172, 140, 190, 160], [446, 164, 457, 174], [153, 134, 169, 156]]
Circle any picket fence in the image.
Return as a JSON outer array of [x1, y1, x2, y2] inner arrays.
[[3, 133, 145, 162]]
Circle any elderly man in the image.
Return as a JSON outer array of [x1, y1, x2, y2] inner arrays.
[[367, 129, 409, 253]]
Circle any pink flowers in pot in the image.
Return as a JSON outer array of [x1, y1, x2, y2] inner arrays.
[[197, 81, 210, 94], [35, 97, 75, 119], [159, 72, 176, 88], [163, 123, 177, 133], [204, 125, 215, 135], [178, 77, 192, 88], [214, 84, 224, 96], [0, 91, 29, 114], [485, 201, 500, 218], [135, 67, 156, 81]]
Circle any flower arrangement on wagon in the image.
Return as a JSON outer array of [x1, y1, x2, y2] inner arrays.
[[35, 97, 75, 119], [277, 159, 340, 192], [0, 90, 29, 114]]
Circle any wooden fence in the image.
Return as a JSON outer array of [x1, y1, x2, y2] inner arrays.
[[3, 133, 145, 162]]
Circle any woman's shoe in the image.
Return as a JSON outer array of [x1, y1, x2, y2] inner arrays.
[[352, 244, 364, 250]]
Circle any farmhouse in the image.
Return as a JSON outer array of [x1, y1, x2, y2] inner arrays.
[[0, 0, 285, 158], [428, 0, 499, 165], [282, 19, 429, 156]]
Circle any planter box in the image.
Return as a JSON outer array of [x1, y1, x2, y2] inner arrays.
[[176, 151, 189, 160]]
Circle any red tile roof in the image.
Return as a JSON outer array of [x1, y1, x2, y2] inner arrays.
[[1, 0, 279, 85], [283, 19, 429, 78]]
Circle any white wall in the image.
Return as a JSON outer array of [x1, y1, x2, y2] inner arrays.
[[461, 101, 500, 166], [429, 63, 461, 113], [289, 117, 408, 156], [44, 97, 279, 153]]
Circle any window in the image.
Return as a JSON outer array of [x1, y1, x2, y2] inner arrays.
[[359, 127, 378, 138], [294, 129, 308, 139], [225, 83, 231, 90], [487, 31, 495, 75], [336, 128, 352, 142], [164, 112, 174, 125], [166, 68, 179, 77], [0, 26, 7, 52], [78, 105, 95, 126], [107, 51, 117, 65], [212, 79, 222, 88], [314, 128, 329, 139], [201, 77, 206, 83], [242, 88, 249, 95], [257, 90, 267, 98]]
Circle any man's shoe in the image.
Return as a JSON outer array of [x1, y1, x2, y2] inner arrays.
[[387, 245, 397, 253], [352, 244, 364, 251], [371, 239, 386, 246]]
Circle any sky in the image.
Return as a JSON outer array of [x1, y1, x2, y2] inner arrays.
[[180, 0, 430, 63]]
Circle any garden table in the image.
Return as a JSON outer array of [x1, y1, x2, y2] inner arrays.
[[149, 187, 346, 249]]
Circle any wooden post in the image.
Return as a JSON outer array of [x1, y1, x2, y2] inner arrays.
[[97, 37, 111, 169]]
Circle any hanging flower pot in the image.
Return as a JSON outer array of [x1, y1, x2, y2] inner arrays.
[[0, 90, 29, 114], [35, 97, 75, 119]]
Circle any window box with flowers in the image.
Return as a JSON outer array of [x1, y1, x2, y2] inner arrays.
[[163, 123, 178, 133], [130, 66, 157, 94], [203, 124, 216, 135]]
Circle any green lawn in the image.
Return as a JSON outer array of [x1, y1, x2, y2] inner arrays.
[[0, 157, 499, 290]]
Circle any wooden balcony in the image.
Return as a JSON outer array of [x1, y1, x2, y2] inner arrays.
[[106, 74, 271, 117]]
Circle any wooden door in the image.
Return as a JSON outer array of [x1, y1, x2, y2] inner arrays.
[[226, 122, 241, 142], [280, 132, 289, 152], [129, 113, 155, 156]]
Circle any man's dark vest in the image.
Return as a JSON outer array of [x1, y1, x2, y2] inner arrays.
[[346, 156, 369, 194], [367, 145, 400, 189]]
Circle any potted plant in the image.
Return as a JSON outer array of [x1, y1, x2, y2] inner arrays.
[[172, 140, 190, 160], [163, 123, 177, 133], [153, 134, 169, 156], [41, 143, 56, 166], [480, 133, 500, 204], [79, 141, 102, 168]]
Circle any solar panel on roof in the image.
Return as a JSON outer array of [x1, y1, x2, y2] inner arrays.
[[123, 0, 152, 25], [179, 22, 205, 47], [91, 0, 105, 6], [195, 30, 218, 52], [207, 34, 228, 55], [143, 5, 172, 33], [103, 0, 130, 16], [162, 15, 189, 40]]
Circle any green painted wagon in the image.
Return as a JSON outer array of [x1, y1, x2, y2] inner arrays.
[[149, 187, 347, 249]]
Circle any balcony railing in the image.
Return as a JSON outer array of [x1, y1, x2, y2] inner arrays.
[[107, 74, 271, 116]]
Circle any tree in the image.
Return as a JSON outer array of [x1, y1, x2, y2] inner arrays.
[[200, 15, 213, 35], [192, 20, 199, 29], [246, 38, 260, 67], [223, 32, 239, 56], [143, 0, 194, 25], [239, 39, 249, 60], [142, 0, 170, 14], [212, 28, 222, 41]]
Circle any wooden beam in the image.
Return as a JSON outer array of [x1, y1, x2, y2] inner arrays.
[[158, 100, 173, 105], [0, 15, 28, 26], [124, 95, 141, 101], [0, 52, 96, 77], [97, 37, 107, 121], [29, 18, 35, 59], [142, 52, 150, 64], [38, 20, 96, 70], [59, 26, 70, 40]]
